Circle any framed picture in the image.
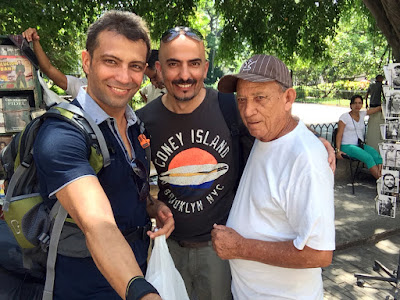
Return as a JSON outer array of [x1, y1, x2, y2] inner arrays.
[[379, 143, 398, 167], [381, 119, 400, 141], [2, 96, 31, 132], [376, 195, 396, 218], [386, 90, 400, 118], [384, 65, 392, 86], [388, 63, 400, 89], [381, 169, 399, 194], [0, 50, 34, 90]]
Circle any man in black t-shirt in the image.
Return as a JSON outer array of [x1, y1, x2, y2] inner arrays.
[[137, 27, 234, 300]]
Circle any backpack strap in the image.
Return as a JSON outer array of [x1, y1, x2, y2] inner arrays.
[[42, 201, 68, 300], [2, 117, 43, 211], [217, 92, 241, 188], [52, 102, 111, 168]]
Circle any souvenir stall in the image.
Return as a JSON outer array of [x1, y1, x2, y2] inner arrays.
[[355, 62, 400, 294]]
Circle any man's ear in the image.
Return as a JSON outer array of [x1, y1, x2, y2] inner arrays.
[[82, 50, 91, 75], [203, 60, 210, 80], [155, 61, 163, 82], [284, 88, 296, 111]]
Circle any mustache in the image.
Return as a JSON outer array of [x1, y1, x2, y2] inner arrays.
[[172, 79, 197, 85]]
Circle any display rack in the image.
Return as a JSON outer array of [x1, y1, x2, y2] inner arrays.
[[0, 35, 42, 184], [354, 63, 400, 299]]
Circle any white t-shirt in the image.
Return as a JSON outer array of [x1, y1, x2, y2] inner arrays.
[[227, 121, 335, 300], [339, 110, 367, 145], [65, 75, 87, 99], [140, 84, 166, 103]]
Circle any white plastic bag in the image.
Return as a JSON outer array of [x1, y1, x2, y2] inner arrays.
[[145, 235, 190, 300]]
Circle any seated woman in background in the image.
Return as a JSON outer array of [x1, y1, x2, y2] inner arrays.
[[336, 94, 382, 179]]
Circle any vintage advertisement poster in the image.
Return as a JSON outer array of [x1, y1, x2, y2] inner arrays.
[[0, 45, 34, 90]]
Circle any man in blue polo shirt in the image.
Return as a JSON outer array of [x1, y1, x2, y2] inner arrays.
[[33, 11, 174, 300]]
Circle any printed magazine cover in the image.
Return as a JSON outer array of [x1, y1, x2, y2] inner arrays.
[[0, 45, 34, 90], [2, 96, 31, 132]]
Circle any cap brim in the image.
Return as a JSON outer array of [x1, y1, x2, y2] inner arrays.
[[218, 73, 275, 93]]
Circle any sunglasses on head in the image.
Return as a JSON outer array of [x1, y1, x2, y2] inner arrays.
[[132, 159, 150, 202], [161, 26, 203, 43]]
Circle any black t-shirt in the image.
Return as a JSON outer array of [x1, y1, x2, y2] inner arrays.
[[137, 88, 236, 242]]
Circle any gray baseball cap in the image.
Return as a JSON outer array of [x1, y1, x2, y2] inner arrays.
[[218, 54, 292, 93]]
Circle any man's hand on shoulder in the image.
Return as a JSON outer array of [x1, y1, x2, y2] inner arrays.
[[146, 195, 174, 239], [319, 137, 336, 173]]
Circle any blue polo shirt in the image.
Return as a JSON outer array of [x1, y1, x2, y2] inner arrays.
[[33, 89, 149, 299]]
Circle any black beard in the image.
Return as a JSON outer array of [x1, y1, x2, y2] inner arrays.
[[174, 95, 195, 102], [172, 79, 197, 102]]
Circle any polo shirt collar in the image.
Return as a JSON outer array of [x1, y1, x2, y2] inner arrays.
[[76, 87, 138, 126]]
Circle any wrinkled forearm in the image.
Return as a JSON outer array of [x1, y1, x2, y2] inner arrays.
[[237, 239, 333, 269]]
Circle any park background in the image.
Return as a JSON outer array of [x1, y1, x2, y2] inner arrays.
[[1, 0, 399, 109], [3, 2, 400, 298]]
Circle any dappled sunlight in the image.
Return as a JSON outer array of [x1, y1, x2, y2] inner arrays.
[[376, 239, 399, 255]]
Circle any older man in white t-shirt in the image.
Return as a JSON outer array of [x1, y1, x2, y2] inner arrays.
[[212, 55, 335, 300]]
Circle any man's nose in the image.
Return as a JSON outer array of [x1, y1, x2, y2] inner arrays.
[[179, 64, 191, 81], [115, 65, 131, 84], [243, 101, 256, 117]]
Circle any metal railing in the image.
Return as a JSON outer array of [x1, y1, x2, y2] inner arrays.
[[309, 122, 338, 145], [309, 121, 368, 145]]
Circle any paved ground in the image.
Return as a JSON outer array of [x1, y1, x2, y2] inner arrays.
[[292, 102, 349, 125]]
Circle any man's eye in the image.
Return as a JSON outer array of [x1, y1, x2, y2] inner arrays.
[[105, 60, 116, 65], [131, 64, 144, 71], [255, 96, 266, 101]]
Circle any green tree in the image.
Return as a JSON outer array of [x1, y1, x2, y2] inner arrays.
[[362, 0, 400, 62], [293, 0, 389, 86], [1, 0, 399, 79]]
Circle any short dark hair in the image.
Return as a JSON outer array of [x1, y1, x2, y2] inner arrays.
[[86, 10, 151, 61], [376, 75, 384, 80], [147, 49, 159, 70], [350, 94, 363, 105], [383, 173, 395, 181]]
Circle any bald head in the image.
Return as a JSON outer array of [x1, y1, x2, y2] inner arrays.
[[159, 34, 207, 61], [156, 35, 209, 103]]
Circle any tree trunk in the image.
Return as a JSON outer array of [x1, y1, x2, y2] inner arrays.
[[362, 0, 400, 62]]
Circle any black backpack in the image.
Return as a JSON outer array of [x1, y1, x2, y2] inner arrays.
[[0, 101, 110, 299], [217, 92, 254, 189]]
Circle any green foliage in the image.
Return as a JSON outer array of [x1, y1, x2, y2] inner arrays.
[[0, 0, 99, 75], [296, 80, 368, 102], [333, 80, 369, 91], [0, 0, 393, 87], [292, 0, 388, 86], [214, 0, 348, 64]]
